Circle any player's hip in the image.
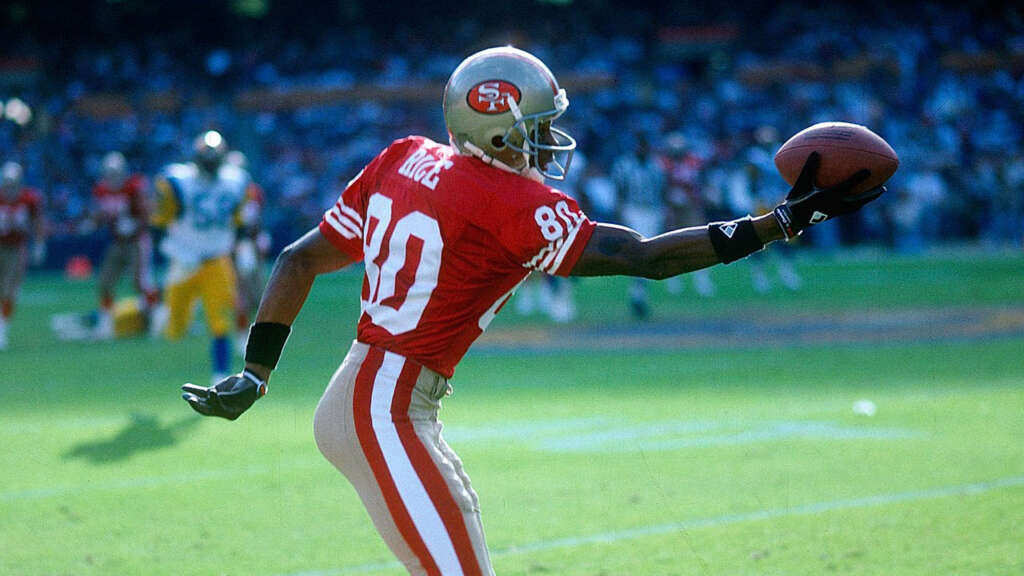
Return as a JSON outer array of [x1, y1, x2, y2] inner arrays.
[[314, 340, 452, 474], [338, 340, 451, 417]]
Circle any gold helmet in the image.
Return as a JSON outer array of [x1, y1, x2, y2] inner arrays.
[[443, 46, 575, 180], [193, 130, 228, 173]]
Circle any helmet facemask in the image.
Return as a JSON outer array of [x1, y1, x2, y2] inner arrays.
[[500, 89, 575, 180]]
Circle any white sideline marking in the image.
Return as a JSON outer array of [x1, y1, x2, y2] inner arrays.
[[1, 419, 914, 501], [442, 418, 918, 453], [278, 475, 1024, 576]]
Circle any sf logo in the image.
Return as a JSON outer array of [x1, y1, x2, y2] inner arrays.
[[468, 80, 522, 115]]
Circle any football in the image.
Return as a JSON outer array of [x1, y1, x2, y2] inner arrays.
[[774, 122, 899, 195]]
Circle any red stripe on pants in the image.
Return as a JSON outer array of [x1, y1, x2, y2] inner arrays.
[[351, 347, 440, 575], [390, 370, 483, 575]]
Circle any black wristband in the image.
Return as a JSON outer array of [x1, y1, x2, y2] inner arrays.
[[708, 217, 764, 264], [244, 322, 291, 370], [772, 204, 799, 240]]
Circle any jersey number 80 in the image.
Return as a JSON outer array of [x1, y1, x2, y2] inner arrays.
[[361, 193, 443, 335]]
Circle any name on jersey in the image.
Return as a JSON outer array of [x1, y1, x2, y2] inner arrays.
[[397, 146, 453, 190]]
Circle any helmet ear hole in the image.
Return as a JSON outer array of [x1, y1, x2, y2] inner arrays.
[[491, 135, 506, 149]]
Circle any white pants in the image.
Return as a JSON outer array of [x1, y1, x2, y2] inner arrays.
[[313, 341, 495, 575]]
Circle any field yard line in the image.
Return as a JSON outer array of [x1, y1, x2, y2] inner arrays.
[[280, 475, 1024, 576]]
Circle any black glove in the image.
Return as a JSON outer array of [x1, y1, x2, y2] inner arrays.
[[773, 152, 885, 239], [182, 370, 267, 421]]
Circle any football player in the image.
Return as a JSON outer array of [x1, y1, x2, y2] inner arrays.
[[152, 131, 250, 382], [0, 161, 46, 350], [90, 151, 160, 339], [182, 47, 884, 574]]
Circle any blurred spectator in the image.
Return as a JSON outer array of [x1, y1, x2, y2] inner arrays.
[[659, 131, 715, 296], [744, 126, 801, 292], [612, 133, 666, 319], [0, 0, 1019, 272]]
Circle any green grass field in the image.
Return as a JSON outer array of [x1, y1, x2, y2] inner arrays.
[[2, 248, 1023, 575]]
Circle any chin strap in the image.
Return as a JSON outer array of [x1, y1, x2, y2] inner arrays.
[[460, 141, 541, 181]]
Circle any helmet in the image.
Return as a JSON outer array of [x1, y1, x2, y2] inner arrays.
[[443, 46, 575, 180], [101, 151, 127, 180], [193, 130, 228, 173]]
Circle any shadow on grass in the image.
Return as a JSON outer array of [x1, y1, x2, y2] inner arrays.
[[62, 413, 201, 464]]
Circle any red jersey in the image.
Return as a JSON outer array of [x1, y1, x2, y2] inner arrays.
[[319, 136, 596, 378], [0, 188, 42, 246], [93, 174, 148, 240]]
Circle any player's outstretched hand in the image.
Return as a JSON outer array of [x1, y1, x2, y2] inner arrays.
[[773, 152, 885, 238], [182, 370, 267, 420]]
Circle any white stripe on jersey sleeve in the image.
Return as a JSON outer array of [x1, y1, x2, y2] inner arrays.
[[324, 213, 356, 239], [537, 237, 565, 272], [544, 221, 582, 274], [327, 204, 363, 238], [522, 220, 582, 274], [324, 207, 359, 239], [340, 203, 364, 228], [523, 241, 555, 271]]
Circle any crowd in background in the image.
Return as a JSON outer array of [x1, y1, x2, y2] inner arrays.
[[1, 0, 1022, 265]]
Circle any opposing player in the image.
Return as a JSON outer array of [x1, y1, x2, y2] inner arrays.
[[153, 131, 250, 382], [181, 47, 884, 574], [0, 161, 46, 350], [90, 151, 160, 339]]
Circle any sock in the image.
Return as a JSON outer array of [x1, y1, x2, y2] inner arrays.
[[212, 336, 231, 375]]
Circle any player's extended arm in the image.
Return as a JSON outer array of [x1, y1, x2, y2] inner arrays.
[[182, 227, 352, 420], [571, 153, 883, 278], [571, 216, 783, 278]]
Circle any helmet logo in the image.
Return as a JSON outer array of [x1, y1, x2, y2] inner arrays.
[[467, 80, 521, 114]]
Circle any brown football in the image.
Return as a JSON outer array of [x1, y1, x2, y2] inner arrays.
[[774, 122, 899, 195]]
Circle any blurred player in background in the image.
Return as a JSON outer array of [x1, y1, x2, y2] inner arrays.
[[0, 161, 46, 350], [660, 132, 715, 297], [89, 151, 160, 339], [152, 131, 250, 382], [225, 150, 271, 354], [180, 47, 883, 575], [612, 133, 666, 319]]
